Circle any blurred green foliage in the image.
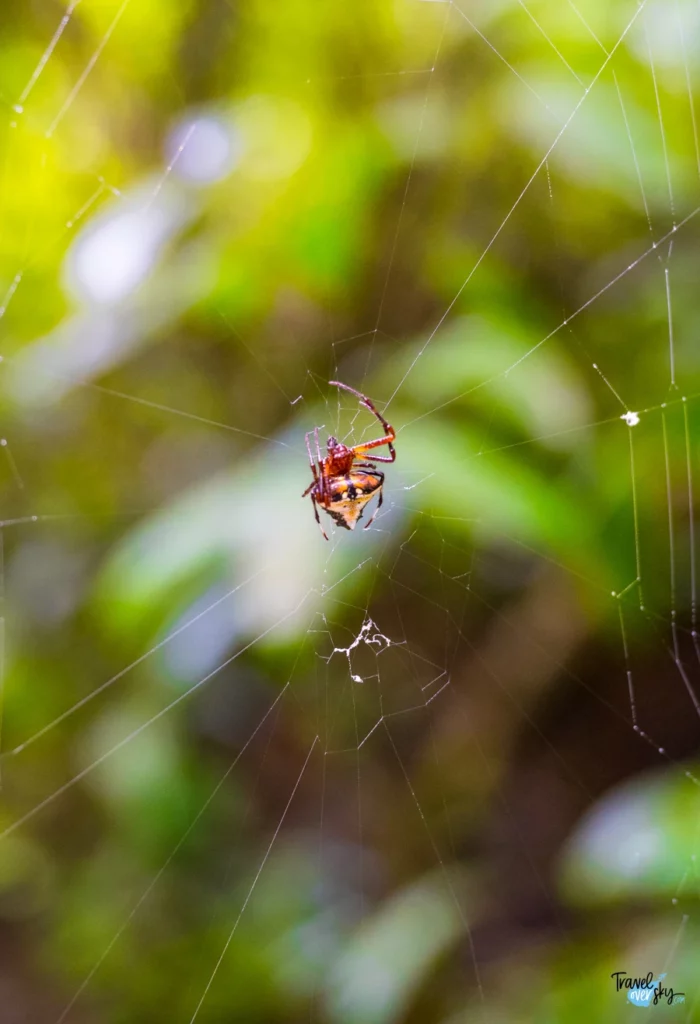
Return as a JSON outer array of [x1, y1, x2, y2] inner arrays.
[[0, 0, 700, 1021]]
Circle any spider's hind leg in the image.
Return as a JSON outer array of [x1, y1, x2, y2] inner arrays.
[[363, 487, 384, 531], [311, 496, 329, 540]]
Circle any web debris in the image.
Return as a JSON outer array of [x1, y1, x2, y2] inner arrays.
[[322, 615, 396, 684]]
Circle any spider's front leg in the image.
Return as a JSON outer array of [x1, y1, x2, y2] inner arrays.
[[329, 380, 396, 463]]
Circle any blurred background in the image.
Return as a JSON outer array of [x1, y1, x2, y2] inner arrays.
[[1, 0, 700, 1020]]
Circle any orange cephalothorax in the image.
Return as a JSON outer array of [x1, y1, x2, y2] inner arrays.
[[302, 382, 396, 539]]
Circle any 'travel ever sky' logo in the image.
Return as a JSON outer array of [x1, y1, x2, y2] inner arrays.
[[611, 972, 685, 1007]]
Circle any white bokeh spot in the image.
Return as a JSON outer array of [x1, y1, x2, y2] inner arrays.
[[64, 189, 186, 307], [166, 114, 240, 185]]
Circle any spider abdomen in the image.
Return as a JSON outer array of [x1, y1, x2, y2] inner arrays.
[[324, 471, 384, 531]]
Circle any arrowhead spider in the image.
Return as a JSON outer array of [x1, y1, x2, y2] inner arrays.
[[302, 381, 396, 539]]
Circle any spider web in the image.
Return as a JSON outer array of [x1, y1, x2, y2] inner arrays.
[[0, 0, 699, 1021]]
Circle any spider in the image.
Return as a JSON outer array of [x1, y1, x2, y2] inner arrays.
[[302, 380, 396, 539]]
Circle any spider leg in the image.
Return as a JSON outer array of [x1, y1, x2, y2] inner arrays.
[[330, 381, 395, 437], [362, 486, 384, 531], [353, 447, 395, 463], [310, 495, 328, 540], [329, 381, 396, 463], [305, 431, 319, 476], [329, 380, 380, 414], [303, 432, 321, 497], [360, 396, 393, 438], [313, 425, 330, 505], [305, 433, 313, 464]]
